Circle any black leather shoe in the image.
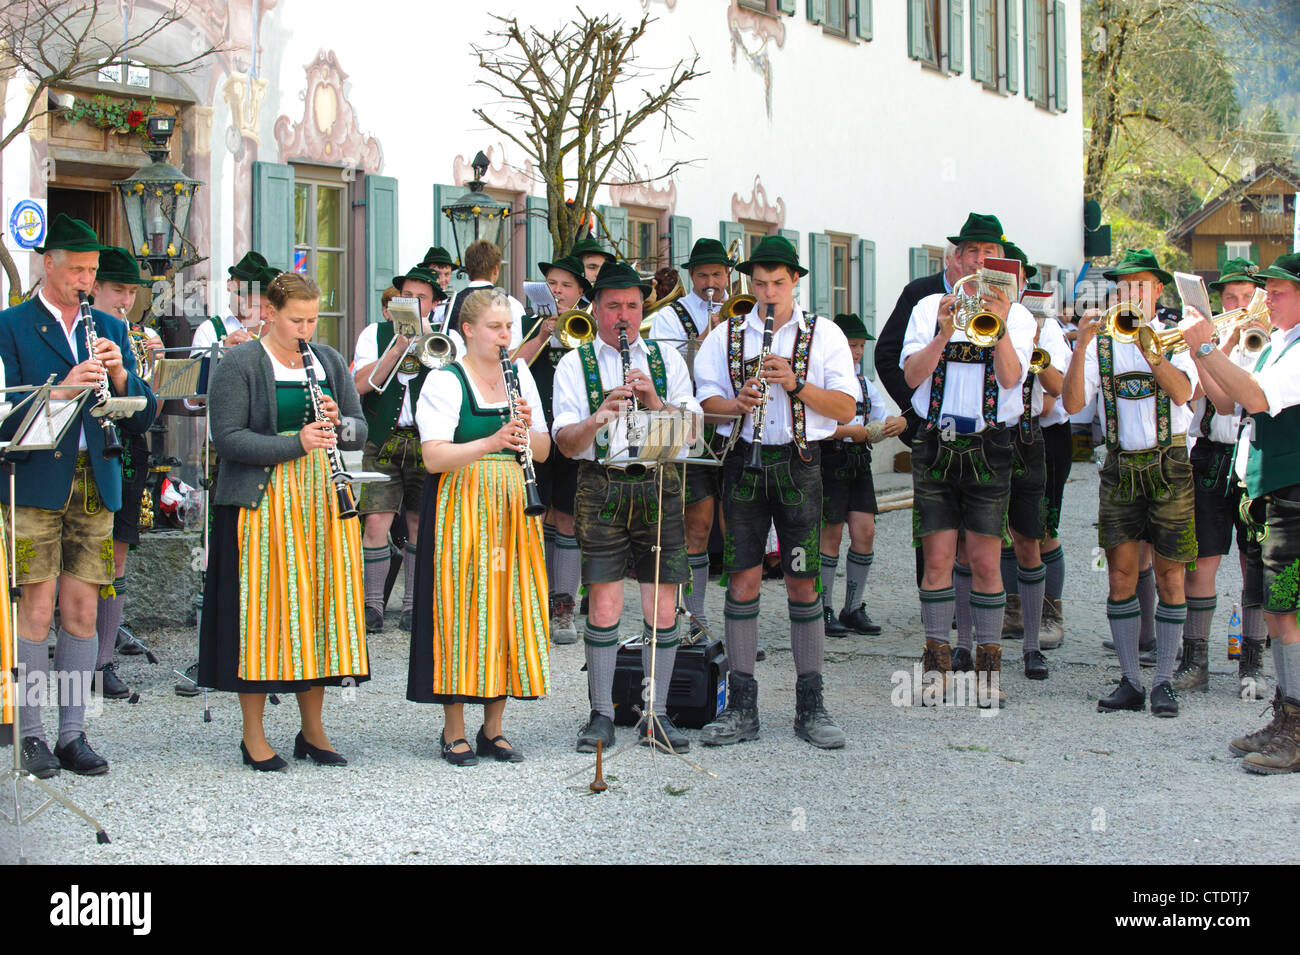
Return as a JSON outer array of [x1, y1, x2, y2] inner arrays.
[[174, 661, 201, 697], [115, 628, 144, 656], [1150, 682, 1179, 718], [240, 741, 287, 772], [639, 714, 690, 752], [755, 647, 767, 662], [951, 646, 974, 672], [840, 605, 882, 635], [364, 606, 384, 633], [20, 736, 60, 779], [400, 610, 413, 632], [1097, 678, 1146, 712], [441, 730, 479, 767], [95, 662, 131, 700], [293, 731, 348, 766], [576, 710, 615, 753], [823, 607, 850, 638], [476, 726, 524, 762], [54, 733, 109, 775], [1023, 649, 1049, 680]]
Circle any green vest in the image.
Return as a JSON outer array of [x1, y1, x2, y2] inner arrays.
[[1244, 335, 1300, 499], [362, 322, 431, 445], [447, 363, 510, 443]]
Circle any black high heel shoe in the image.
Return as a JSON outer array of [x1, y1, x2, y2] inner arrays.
[[240, 741, 287, 772], [293, 731, 348, 766]]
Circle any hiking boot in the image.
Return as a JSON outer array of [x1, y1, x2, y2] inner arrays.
[[793, 673, 845, 749], [1040, 596, 1064, 650], [551, 593, 578, 645], [1238, 638, 1267, 700], [921, 639, 953, 706], [951, 646, 974, 672], [700, 671, 759, 746], [974, 642, 1006, 707], [823, 606, 850, 638], [1229, 690, 1283, 757], [1001, 594, 1023, 640], [1242, 698, 1300, 774], [1171, 638, 1209, 692]]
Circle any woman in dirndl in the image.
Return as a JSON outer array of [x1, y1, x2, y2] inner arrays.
[[198, 272, 369, 771], [408, 288, 550, 766]]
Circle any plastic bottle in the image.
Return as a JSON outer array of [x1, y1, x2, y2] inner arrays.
[[1228, 602, 1242, 660]]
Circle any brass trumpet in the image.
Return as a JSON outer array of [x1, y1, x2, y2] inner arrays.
[[950, 273, 1006, 347], [1101, 301, 1146, 344], [556, 308, 596, 349], [1029, 348, 1051, 374]]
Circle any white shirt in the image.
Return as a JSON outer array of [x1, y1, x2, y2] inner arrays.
[[694, 305, 858, 444], [38, 290, 89, 450], [844, 374, 887, 433], [264, 339, 325, 382], [1192, 343, 1259, 448], [190, 315, 248, 355], [416, 357, 545, 443], [649, 290, 718, 358], [551, 333, 700, 464], [353, 322, 419, 428], [1026, 316, 1072, 421], [899, 294, 1037, 432], [1075, 320, 1200, 451], [1234, 325, 1300, 482]]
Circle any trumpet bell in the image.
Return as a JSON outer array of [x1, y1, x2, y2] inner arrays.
[[1242, 327, 1269, 355], [1103, 301, 1147, 345], [557, 309, 596, 349], [950, 272, 1007, 346], [1029, 347, 1051, 374], [719, 293, 756, 322], [416, 332, 454, 369]]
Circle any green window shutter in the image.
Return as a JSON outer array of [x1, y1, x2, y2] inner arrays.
[[596, 204, 628, 260], [948, 0, 965, 74], [251, 161, 295, 273], [779, 228, 800, 257], [809, 232, 831, 316], [855, 0, 872, 40], [719, 220, 745, 261], [1216, 244, 1228, 271], [1249, 243, 1260, 265], [669, 215, 692, 268], [909, 246, 931, 280], [1052, 0, 1067, 111], [972, 0, 990, 84], [857, 239, 877, 379], [363, 174, 399, 327], [1005, 0, 1019, 93], [807, 0, 827, 25], [525, 196, 552, 278], [1025, 0, 1043, 104], [432, 183, 459, 263], [908, 0, 927, 59], [778, 0, 797, 14]]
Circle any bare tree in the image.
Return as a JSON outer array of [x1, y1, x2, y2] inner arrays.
[[471, 10, 704, 259], [0, 0, 220, 298]]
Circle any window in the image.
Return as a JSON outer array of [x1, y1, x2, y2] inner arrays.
[[909, 0, 960, 73], [1226, 241, 1253, 261], [483, 187, 521, 291], [1025, 0, 1067, 111], [972, 0, 1017, 92], [626, 212, 664, 273], [830, 235, 852, 316], [742, 219, 777, 260], [1262, 194, 1285, 215], [823, 0, 847, 35], [742, 0, 798, 13], [292, 171, 348, 352]]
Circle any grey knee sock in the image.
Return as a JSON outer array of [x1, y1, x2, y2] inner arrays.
[[1184, 596, 1216, 643], [362, 546, 389, 613], [970, 590, 1006, 647], [641, 621, 679, 714], [843, 550, 873, 613], [953, 563, 973, 652], [95, 579, 126, 668], [1274, 640, 1292, 699], [724, 596, 760, 676], [402, 543, 418, 613], [1043, 544, 1065, 600], [1282, 643, 1300, 701], [17, 636, 48, 742], [553, 533, 581, 601], [544, 523, 556, 585], [1019, 564, 1046, 654], [1137, 565, 1156, 648], [789, 598, 824, 676], [920, 586, 955, 646], [1154, 601, 1186, 686], [54, 629, 97, 747], [1242, 604, 1266, 645], [687, 553, 710, 625], [583, 620, 620, 719], [1108, 596, 1143, 687], [819, 553, 838, 614], [1001, 547, 1019, 596]]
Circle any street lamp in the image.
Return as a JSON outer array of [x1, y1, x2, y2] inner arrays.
[[440, 150, 511, 270], [113, 115, 201, 280]]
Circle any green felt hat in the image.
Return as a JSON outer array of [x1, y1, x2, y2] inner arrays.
[[737, 234, 807, 277], [684, 238, 736, 270], [1211, 256, 1262, 290], [538, 255, 593, 296], [35, 213, 107, 254], [834, 313, 874, 341], [946, 212, 1007, 247], [228, 250, 271, 282], [254, 265, 282, 290], [392, 266, 449, 300], [420, 246, 454, 268], [1001, 241, 1038, 280], [570, 236, 616, 263], [588, 261, 652, 299], [1102, 248, 1173, 287], [1253, 252, 1300, 284], [95, 246, 151, 287]]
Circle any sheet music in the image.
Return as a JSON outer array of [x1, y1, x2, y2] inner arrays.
[[387, 297, 423, 337], [19, 399, 80, 449], [1174, 271, 1213, 322], [523, 282, 557, 317]]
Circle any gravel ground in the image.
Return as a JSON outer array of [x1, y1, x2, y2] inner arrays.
[[4, 463, 1297, 865]]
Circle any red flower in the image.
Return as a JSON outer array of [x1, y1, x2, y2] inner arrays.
[[127, 110, 144, 127]]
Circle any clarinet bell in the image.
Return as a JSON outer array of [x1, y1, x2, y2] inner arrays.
[[524, 481, 546, 517], [100, 422, 125, 460]]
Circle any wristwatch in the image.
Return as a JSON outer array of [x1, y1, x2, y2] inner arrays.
[[789, 376, 807, 397], [1197, 342, 1215, 358]]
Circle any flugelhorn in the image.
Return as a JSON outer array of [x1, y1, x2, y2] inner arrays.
[[950, 273, 1006, 347]]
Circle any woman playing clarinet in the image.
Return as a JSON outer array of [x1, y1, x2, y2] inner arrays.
[[408, 289, 551, 766], [198, 272, 369, 771]]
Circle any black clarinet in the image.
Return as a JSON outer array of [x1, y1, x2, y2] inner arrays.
[[746, 303, 776, 471], [619, 327, 647, 477], [498, 346, 546, 516], [298, 339, 358, 520], [78, 292, 125, 459]]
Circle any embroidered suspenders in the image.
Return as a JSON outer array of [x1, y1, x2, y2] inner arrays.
[[578, 340, 667, 460], [727, 313, 818, 452]]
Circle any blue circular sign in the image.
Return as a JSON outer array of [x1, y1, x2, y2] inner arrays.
[[8, 200, 47, 250]]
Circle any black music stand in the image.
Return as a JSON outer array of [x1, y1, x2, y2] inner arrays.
[[0, 379, 111, 860]]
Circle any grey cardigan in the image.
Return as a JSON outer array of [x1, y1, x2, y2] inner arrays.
[[209, 340, 367, 508]]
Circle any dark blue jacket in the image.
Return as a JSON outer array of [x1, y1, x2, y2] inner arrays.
[[0, 296, 157, 510]]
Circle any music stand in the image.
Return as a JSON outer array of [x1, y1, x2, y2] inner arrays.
[[0, 379, 111, 859]]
